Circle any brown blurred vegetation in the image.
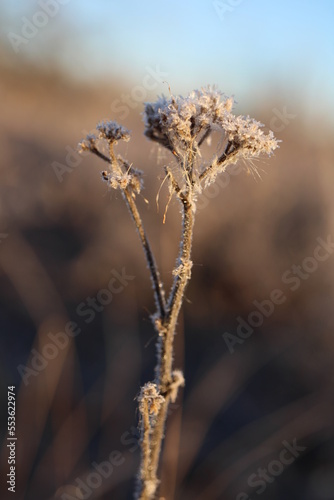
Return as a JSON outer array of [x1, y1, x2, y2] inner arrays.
[[0, 54, 334, 500]]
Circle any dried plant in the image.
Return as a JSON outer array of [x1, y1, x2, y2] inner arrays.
[[79, 86, 279, 499]]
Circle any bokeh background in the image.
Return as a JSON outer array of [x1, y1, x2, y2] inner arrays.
[[1, 1, 334, 499]]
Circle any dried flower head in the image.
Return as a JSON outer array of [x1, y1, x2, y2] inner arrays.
[[79, 122, 143, 196], [102, 162, 143, 195], [143, 87, 231, 152], [96, 120, 130, 143], [143, 86, 280, 191], [78, 133, 98, 153], [218, 113, 278, 159]]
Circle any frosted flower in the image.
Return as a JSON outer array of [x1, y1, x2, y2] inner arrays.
[[144, 87, 232, 151], [78, 133, 97, 153], [96, 120, 130, 143], [102, 163, 143, 195], [144, 87, 228, 154], [143, 87, 279, 158], [144, 86, 279, 192], [218, 113, 279, 159], [79, 123, 143, 196], [80, 87, 279, 200]]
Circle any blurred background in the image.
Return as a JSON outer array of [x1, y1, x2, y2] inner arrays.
[[0, 1, 334, 499]]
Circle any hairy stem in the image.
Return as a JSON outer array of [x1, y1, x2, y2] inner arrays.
[[146, 197, 194, 496], [123, 188, 166, 320], [163, 198, 194, 391], [140, 398, 152, 489], [148, 397, 169, 489]]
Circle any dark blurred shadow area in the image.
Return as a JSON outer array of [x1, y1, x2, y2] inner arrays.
[[0, 41, 334, 500]]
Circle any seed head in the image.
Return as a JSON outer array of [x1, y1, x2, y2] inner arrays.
[[96, 120, 130, 143], [143, 86, 280, 191]]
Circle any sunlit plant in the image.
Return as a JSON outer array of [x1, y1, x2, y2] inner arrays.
[[79, 86, 279, 499]]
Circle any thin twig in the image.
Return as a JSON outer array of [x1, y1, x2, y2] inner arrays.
[[199, 140, 237, 182], [197, 126, 211, 147], [90, 147, 110, 163], [90, 145, 167, 319], [123, 188, 167, 320]]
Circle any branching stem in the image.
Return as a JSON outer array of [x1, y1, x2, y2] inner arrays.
[[145, 197, 194, 495], [80, 90, 279, 499]]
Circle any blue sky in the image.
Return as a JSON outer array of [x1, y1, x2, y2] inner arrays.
[[2, 0, 334, 114]]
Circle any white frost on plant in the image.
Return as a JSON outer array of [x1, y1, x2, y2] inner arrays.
[[96, 120, 130, 143], [143, 86, 280, 189]]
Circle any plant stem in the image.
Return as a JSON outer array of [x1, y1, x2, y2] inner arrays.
[[122, 188, 166, 320], [147, 397, 169, 493], [147, 197, 194, 495], [199, 140, 235, 182], [89, 146, 166, 319], [140, 398, 152, 489], [162, 198, 194, 392]]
